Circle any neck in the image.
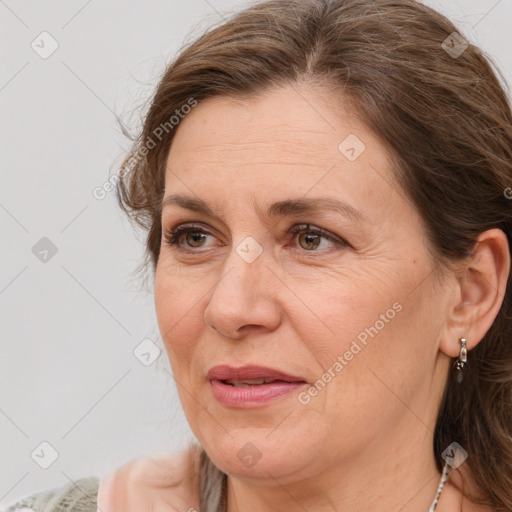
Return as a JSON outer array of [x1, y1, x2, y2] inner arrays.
[[225, 420, 444, 512]]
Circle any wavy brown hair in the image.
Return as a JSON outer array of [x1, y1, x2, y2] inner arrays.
[[114, 0, 512, 509]]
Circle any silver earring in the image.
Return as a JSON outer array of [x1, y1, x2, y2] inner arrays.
[[455, 337, 468, 383]]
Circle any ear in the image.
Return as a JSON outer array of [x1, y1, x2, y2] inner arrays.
[[439, 228, 510, 357]]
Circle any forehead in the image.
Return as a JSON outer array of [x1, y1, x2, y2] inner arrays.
[[163, 84, 404, 224], [167, 84, 374, 164]]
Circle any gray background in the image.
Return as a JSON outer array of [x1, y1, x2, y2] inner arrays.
[[1, 0, 511, 506]]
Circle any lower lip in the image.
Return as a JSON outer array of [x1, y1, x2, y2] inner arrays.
[[210, 379, 307, 408]]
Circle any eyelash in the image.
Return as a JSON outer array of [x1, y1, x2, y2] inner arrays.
[[163, 223, 348, 254]]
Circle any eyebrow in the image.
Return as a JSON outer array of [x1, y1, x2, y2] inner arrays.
[[160, 194, 366, 223]]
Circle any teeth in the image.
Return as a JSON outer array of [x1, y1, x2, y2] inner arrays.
[[225, 378, 274, 387]]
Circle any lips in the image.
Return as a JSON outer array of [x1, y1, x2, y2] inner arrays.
[[207, 365, 308, 408], [206, 365, 307, 384]]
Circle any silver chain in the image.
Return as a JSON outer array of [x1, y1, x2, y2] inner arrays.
[[429, 459, 452, 511]]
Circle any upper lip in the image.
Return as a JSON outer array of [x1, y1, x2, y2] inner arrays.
[[207, 365, 307, 383]]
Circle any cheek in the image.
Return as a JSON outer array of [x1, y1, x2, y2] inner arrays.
[[154, 266, 204, 370], [154, 271, 208, 427], [293, 265, 402, 353], [294, 263, 428, 398]]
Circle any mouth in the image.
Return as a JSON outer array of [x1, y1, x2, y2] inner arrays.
[[222, 378, 294, 387], [207, 365, 308, 408]]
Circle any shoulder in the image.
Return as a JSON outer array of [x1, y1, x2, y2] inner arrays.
[[97, 444, 201, 512], [2, 476, 99, 512]]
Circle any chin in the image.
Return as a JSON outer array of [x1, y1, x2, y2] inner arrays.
[[196, 422, 329, 483]]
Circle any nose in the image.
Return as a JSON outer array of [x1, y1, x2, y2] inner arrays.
[[203, 243, 282, 340]]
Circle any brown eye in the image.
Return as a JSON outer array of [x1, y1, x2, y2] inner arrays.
[[164, 224, 215, 250], [288, 224, 346, 252], [185, 231, 209, 248], [298, 233, 322, 251]]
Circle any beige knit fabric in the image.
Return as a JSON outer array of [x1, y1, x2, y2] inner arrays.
[[2, 477, 99, 512], [2, 447, 226, 512]]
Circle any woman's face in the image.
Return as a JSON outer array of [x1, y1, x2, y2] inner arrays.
[[154, 83, 453, 483]]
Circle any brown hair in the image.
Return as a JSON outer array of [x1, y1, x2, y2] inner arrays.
[[115, 0, 512, 509]]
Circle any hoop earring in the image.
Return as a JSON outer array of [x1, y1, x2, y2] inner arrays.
[[454, 337, 468, 383]]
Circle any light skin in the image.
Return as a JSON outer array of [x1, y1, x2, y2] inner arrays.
[[147, 83, 510, 512]]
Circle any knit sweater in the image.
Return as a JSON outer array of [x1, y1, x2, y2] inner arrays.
[[1, 477, 100, 512], [2, 445, 215, 512]]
